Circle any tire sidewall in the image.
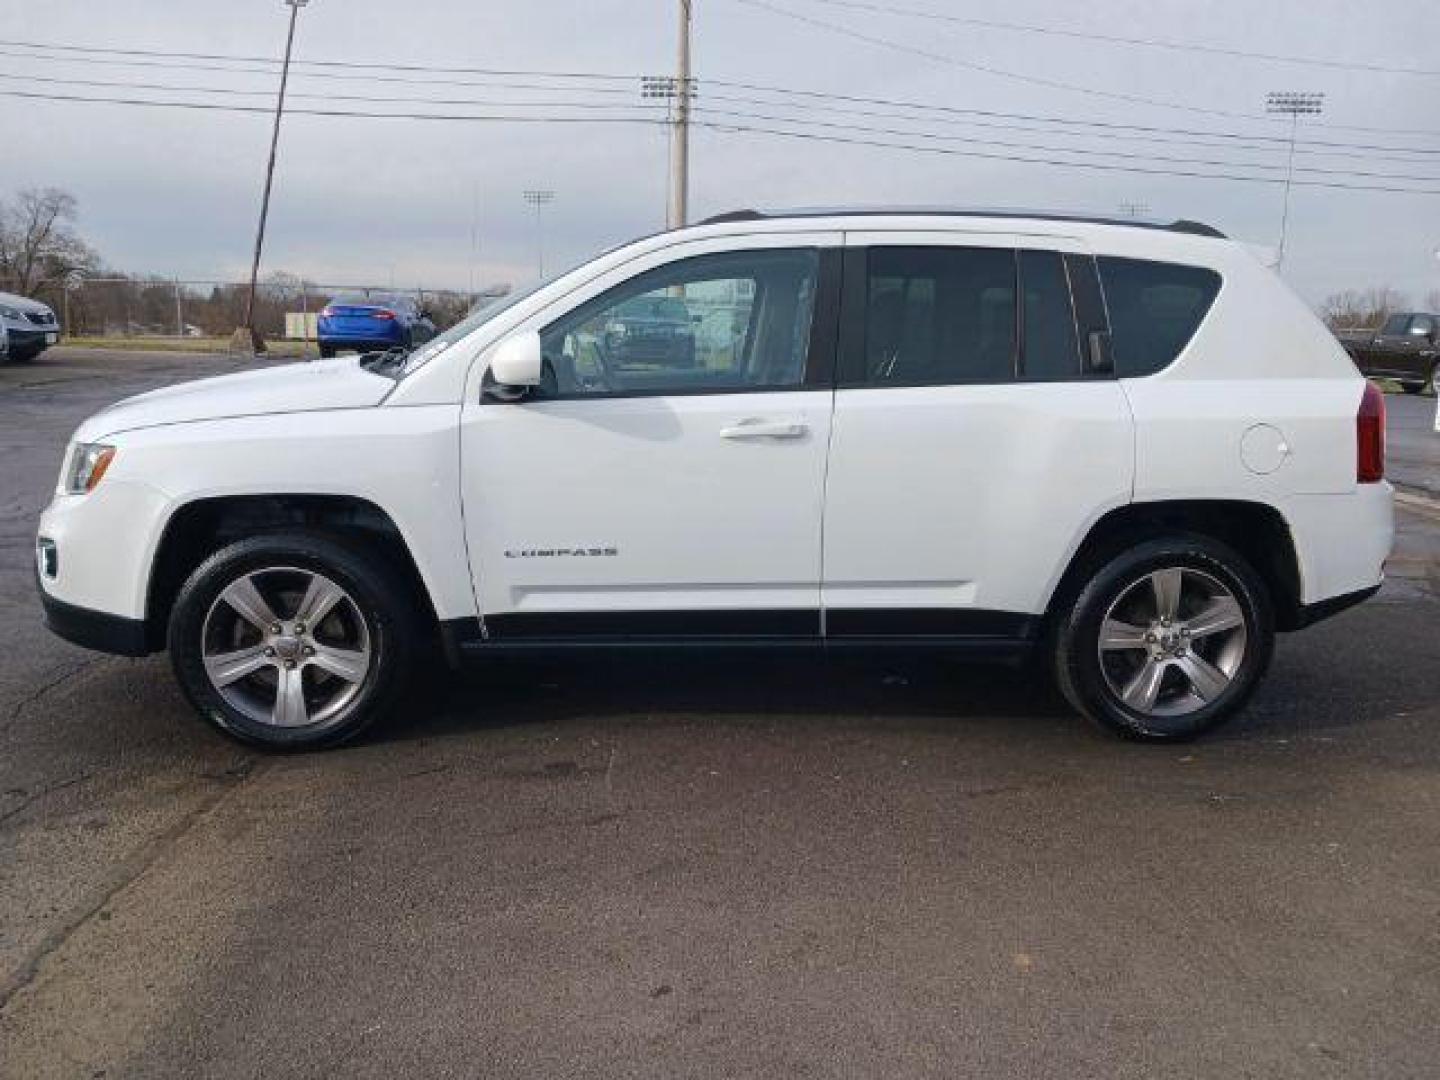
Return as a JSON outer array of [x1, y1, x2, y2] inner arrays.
[[1059, 537, 1274, 741], [169, 533, 413, 750]]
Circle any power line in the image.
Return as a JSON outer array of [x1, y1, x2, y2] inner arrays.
[[6, 86, 1437, 196], [0, 71, 669, 113], [0, 47, 639, 97], [704, 77, 1440, 150], [1, 38, 638, 82], [790, 0, 1440, 78], [697, 90, 1440, 165], [686, 105, 1438, 183], [690, 119, 1440, 195], [729, 0, 1292, 123], [9, 68, 1436, 181], [6, 38, 1439, 148], [726, 0, 1440, 139]]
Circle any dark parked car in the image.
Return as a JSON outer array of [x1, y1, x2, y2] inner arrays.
[[317, 293, 435, 358], [1340, 312, 1438, 394], [603, 295, 697, 368]]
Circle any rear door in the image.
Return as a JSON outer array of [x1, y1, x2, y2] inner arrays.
[[820, 233, 1134, 638], [460, 234, 842, 639]]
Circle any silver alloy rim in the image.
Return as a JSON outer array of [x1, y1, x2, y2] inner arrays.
[[1097, 566, 1248, 718], [201, 567, 372, 730]]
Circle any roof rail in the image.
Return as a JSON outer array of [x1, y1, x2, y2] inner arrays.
[[695, 206, 1226, 239]]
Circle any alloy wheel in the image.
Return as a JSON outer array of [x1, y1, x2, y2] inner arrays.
[[200, 567, 372, 729], [1097, 566, 1248, 718]]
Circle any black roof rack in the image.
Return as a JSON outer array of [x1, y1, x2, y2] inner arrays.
[[695, 207, 1226, 239]]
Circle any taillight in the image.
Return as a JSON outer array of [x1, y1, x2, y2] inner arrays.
[[1356, 381, 1385, 483], [371, 309, 396, 320], [320, 307, 335, 318]]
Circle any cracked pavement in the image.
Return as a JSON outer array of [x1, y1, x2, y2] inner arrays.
[[1, 349, 1439, 1078]]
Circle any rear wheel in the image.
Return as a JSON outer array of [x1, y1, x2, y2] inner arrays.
[[318, 342, 335, 359], [168, 533, 418, 750], [1052, 536, 1273, 741]]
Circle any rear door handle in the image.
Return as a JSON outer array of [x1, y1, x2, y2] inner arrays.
[[719, 418, 808, 440]]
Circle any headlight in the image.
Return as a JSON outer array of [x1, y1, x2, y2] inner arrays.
[[61, 443, 116, 494], [0, 304, 23, 321]]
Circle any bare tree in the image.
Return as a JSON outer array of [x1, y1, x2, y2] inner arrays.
[[1424, 288, 1440, 314], [1319, 286, 1410, 330], [0, 187, 99, 294]]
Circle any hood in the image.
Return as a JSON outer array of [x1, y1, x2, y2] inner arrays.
[[74, 356, 395, 442], [0, 290, 53, 315]]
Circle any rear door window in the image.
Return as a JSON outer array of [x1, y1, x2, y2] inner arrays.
[[854, 247, 1016, 385], [1380, 313, 1410, 336], [1097, 257, 1221, 377], [1018, 250, 1080, 380]]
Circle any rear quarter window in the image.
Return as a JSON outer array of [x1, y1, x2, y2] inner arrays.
[[1097, 257, 1221, 377]]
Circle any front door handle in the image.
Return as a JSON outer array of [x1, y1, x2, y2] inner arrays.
[[720, 418, 808, 440]]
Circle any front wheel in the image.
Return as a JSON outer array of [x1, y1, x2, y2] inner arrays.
[[1052, 536, 1274, 741], [168, 533, 418, 750]]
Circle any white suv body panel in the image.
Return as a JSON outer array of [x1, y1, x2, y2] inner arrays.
[[36, 212, 1391, 647]]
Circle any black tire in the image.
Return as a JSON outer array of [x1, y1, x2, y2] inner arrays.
[[168, 532, 419, 750], [318, 342, 335, 359], [8, 347, 43, 363], [1051, 535, 1274, 742], [1401, 381, 1424, 395]]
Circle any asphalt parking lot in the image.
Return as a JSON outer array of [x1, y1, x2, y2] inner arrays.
[[2, 348, 1439, 1078]]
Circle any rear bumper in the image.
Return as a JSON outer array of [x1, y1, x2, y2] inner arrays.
[[1293, 583, 1382, 630]]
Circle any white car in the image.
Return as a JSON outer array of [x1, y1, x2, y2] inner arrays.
[[0, 289, 61, 362], [36, 209, 1393, 749]]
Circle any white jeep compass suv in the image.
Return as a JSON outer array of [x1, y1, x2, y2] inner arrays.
[[36, 209, 1394, 749]]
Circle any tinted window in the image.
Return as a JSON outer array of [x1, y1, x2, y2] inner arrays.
[[535, 249, 818, 398], [1097, 257, 1221, 377], [1409, 315, 1434, 335], [1065, 254, 1110, 374], [1380, 313, 1409, 336], [1018, 250, 1080, 379], [859, 247, 1015, 385]]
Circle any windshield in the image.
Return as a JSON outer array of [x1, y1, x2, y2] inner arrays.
[[397, 281, 545, 376]]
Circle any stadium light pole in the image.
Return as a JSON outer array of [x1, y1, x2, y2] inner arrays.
[[1266, 90, 1324, 273], [235, 0, 308, 355], [523, 190, 555, 279]]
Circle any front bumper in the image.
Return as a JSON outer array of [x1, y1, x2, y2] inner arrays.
[[5, 326, 58, 352], [38, 570, 150, 655]]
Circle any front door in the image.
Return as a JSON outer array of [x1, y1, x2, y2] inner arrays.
[[461, 241, 840, 639]]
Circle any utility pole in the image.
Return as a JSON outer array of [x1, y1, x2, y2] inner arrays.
[[234, 0, 308, 355], [641, 1, 694, 229], [1265, 90, 1324, 273], [522, 190, 554, 279]]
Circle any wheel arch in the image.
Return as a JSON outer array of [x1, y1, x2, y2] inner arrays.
[[144, 493, 439, 650], [1044, 499, 1304, 633]]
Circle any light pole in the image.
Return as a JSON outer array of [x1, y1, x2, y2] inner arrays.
[[1266, 90, 1324, 273], [234, 0, 309, 355], [522, 190, 555, 280]]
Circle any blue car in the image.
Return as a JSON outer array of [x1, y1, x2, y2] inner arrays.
[[317, 293, 435, 358]]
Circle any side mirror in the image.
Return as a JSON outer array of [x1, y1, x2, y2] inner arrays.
[[485, 330, 543, 400]]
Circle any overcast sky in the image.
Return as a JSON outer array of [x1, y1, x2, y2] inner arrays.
[[2, 0, 1436, 304]]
